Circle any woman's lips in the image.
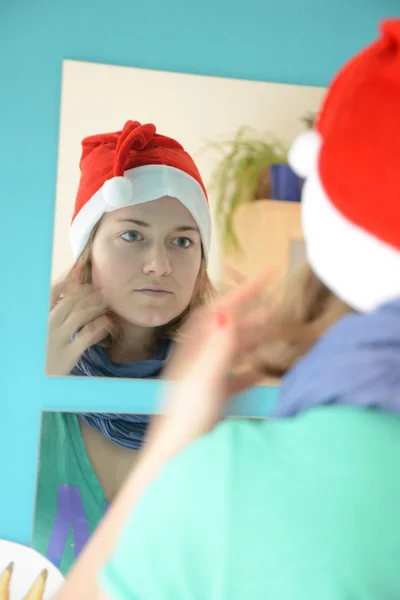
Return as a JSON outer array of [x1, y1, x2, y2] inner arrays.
[[134, 289, 172, 297]]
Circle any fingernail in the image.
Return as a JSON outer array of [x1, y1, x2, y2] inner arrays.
[[216, 311, 228, 328]]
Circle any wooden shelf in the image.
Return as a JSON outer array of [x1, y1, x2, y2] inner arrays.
[[221, 199, 304, 285]]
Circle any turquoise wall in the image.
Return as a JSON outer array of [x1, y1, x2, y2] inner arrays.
[[0, 0, 398, 547]]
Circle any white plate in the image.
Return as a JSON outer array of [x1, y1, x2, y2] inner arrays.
[[0, 539, 64, 599]]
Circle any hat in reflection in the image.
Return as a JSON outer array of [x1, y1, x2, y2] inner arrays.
[[70, 120, 211, 260], [289, 19, 400, 312]]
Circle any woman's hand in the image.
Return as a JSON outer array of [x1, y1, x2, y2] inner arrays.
[[46, 276, 111, 376], [144, 271, 276, 458]]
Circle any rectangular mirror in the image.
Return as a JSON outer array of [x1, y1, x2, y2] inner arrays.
[[47, 59, 325, 380], [34, 406, 276, 575]]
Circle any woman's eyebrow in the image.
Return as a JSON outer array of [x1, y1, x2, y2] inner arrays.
[[173, 225, 200, 233], [117, 218, 150, 227], [117, 219, 199, 233]]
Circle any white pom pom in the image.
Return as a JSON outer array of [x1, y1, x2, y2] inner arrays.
[[288, 130, 322, 178], [102, 176, 134, 209]]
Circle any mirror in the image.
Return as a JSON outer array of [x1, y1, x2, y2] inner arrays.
[[37, 60, 325, 574], [33, 410, 157, 575], [47, 59, 325, 380]]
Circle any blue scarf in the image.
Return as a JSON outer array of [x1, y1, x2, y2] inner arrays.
[[273, 298, 400, 418], [70, 341, 170, 449]]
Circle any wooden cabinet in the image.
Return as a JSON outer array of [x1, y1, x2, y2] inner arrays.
[[221, 199, 305, 388], [221, 199, 305, 285]]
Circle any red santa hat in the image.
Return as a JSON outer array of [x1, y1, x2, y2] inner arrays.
[[289, 19, 400, 313], [70, 120, 211, 260]]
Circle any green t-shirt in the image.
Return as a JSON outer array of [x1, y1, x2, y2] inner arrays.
[[101, 406, 400, 599], [32, 412, 108, 575]]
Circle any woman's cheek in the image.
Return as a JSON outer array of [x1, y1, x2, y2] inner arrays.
[[176, 258, 202, 292], [106, 243, 136, 267], [173, 244, 201, 265], [92, 251, 128, 287]]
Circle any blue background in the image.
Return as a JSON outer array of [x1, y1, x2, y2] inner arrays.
[[1, 0, 398, 549]]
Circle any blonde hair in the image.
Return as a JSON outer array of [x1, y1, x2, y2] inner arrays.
[[66, 222, 216, 349], [256, 262, 352, 378]]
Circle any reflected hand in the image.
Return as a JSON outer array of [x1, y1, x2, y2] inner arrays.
[[46, 277, 111, 376], [145, 271, 276, 458]]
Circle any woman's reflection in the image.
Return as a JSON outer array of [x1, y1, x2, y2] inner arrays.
[[34, 120, 214, 574]]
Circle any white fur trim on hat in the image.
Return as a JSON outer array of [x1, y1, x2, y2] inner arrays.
[[289, 130, 322, 179], [102, 176, 135, 208], [70, 164, 211, 260], [302, 170, 400, 313]]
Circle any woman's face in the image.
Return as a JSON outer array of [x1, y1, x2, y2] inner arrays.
[[91, 196, 202, 328]]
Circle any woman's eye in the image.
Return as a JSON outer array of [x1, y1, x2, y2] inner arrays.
[[121, 230, 143, 242], [173, 237, 192, 249]]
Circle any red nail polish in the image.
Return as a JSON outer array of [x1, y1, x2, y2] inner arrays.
[[216, 311, 228, 328]]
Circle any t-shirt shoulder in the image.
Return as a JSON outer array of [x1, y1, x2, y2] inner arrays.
[[101, 406, 400, 599]]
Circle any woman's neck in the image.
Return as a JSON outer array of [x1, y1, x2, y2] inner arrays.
[[108, 321, 158, 363]]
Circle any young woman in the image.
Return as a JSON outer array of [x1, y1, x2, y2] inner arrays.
[[33, 121, 215, 574], [54, 18, 400, 599]]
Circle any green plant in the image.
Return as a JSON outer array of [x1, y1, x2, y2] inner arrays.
[[207, 126, 288, 252]]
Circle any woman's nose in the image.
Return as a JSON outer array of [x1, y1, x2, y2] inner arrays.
[[142, 246, 172, 276]]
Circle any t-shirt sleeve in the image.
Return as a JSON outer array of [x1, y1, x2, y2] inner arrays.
[[100, 407, 400, 600]]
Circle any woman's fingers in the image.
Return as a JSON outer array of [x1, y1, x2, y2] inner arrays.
[[234, 302, 281, 356], [50, 278, 68, 310], [165, 310, 235, 383], [61, 296, 108, 343], [47, 281, 110, 376], [181, 270, 275, 347], [174, 272, 279, 388], [173, 304, 276, 392], [71, 314, 112, 357], [50, 262, 83, 310], [47, 314, 111, 376], [49, 285, 100, 329], [189, 312, 236, 380]]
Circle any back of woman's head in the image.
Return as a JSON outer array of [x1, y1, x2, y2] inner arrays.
[[256, 263, 350, 378]]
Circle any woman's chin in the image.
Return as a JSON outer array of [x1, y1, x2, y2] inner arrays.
[[122, 308, 182, 329]]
